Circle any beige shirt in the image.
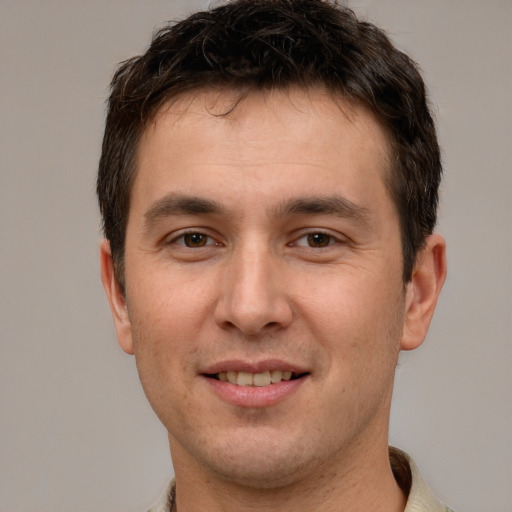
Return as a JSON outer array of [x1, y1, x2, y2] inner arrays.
[[148, 448, 453, 512]]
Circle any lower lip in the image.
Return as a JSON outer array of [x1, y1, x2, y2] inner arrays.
[[203, 375, 308, 408]]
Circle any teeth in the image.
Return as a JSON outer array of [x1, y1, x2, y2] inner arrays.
[[237, 371, 253, 387], [216, 370, 297, 386], [270, 370, 283, 383], [253, 371, 271, 387]]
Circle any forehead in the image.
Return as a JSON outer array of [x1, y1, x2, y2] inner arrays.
[[132, 88, 393, 212], [146, 87, 390, 149]]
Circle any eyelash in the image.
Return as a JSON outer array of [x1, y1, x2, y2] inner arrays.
[[170, 231, 221, 248], [291, 231, 340, 249], [168, 230, 343, 249]]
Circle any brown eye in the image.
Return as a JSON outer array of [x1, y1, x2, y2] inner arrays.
[[183, 233, 208, 247], [307, 232, 332, 248]]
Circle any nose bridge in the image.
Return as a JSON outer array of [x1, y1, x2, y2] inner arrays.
[[215, 239, 292, 335]]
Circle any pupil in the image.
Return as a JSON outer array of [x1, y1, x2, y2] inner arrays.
[[308, 233, 330, 247], [185, 233, 206, 247]]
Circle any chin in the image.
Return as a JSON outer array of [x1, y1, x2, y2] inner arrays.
[[194, 431, 324, 490], [207, 457, 312, 490]]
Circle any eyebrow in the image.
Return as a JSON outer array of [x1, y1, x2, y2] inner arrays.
[[143, 193, 372, 228], [144, 194, 225, 227], [276, 196, 372, 224]]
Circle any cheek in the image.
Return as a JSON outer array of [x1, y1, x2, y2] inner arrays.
[[128, 262, 213, 331], [125, 272, 209, 380], [128, 304, 201, 429], [298, 270, 405, 368]]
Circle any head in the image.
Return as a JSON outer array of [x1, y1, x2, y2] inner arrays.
[[98, 0, 447, 495], [97, 0, 441, 293]]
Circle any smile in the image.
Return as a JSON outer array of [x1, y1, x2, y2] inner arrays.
[[204, 368, 309, 408], [212, 370, 303, 387]]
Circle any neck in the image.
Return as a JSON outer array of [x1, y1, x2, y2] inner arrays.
[[170, 441, 406, 512]]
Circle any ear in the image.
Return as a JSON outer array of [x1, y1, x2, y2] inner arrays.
[[99, 239, 134, 355], [401, 233, 447, 351]]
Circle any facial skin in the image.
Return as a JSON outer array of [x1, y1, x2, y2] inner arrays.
[[101, 89, 446, 511]]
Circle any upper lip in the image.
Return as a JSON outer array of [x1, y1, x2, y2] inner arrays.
[[201, 359, 310, 375]]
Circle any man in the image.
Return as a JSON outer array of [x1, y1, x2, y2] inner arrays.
[[97, 0, 449, 510]]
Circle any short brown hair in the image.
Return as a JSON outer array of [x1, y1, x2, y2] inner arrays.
[[97, 0, 441, 289]]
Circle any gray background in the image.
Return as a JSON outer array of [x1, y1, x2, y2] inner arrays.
[[1, 1, 511, 511]]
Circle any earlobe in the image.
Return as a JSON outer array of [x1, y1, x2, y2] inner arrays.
[[99, 239, 134, 355], [401, 233, 447, 351]]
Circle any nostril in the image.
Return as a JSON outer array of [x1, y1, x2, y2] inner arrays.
[[214, 291, 293, 335]]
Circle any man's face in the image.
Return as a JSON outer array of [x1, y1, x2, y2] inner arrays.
[[104, 89, 415, 486]]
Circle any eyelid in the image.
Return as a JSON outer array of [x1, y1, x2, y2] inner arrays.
[[167, 229, 222, 247], [290, 229, 346, 248]]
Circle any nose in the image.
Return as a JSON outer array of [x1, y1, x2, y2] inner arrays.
[[214, 246, 293, 336]]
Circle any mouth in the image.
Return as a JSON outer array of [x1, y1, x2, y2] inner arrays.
[[202, 362, 310, 407], [206, 370, 308, 387]]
